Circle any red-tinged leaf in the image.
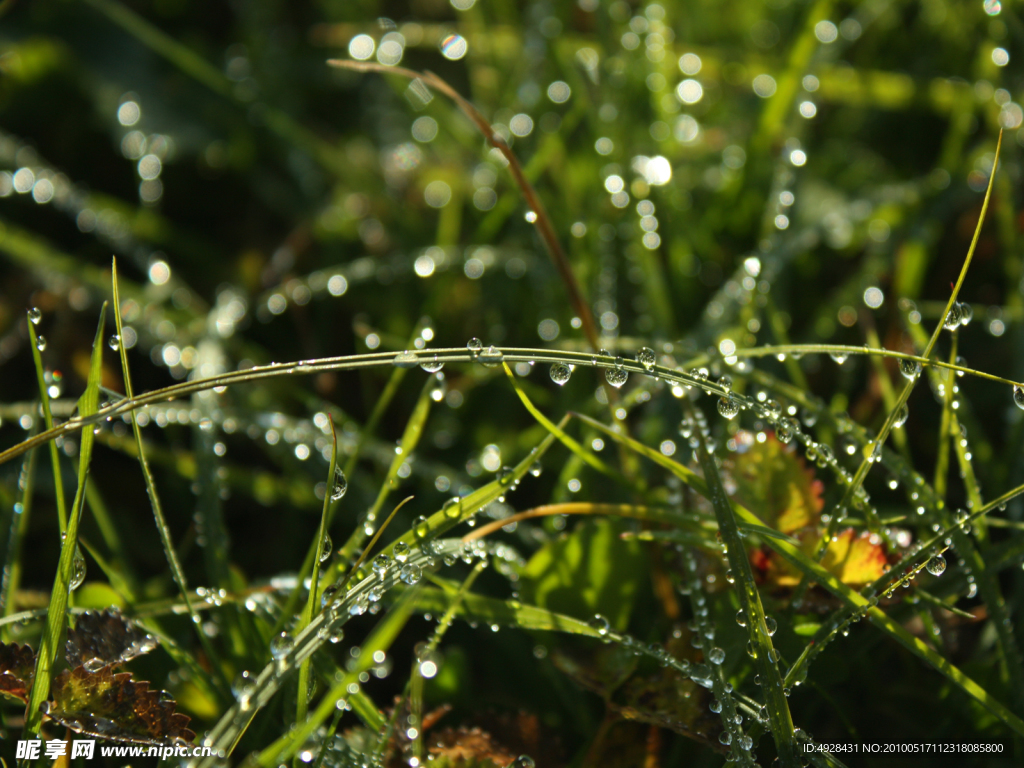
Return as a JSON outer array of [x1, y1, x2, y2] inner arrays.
[[726, 433, 824, 534], [65, 608, 158, 669], [0, 642, 37, 703], [820, 528, 890, 585], [762, 528, 888, 587], [45, 665, 194, 747]]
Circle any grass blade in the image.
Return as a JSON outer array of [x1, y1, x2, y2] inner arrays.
[[0, 445, 37, 628], [27, 311, 68, 533], [684, 403, 798, 767], [296, 417, 339, 723], [25, 302, 106, 734], [111, 260, 229, 701]]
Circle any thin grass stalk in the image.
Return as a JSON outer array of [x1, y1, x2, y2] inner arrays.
[[0, 445, 36, 628], [328, 59, 599, 351], [2, 345, 1020, 471], [111, 260, 230, 700], [27, 313, 67, 533], [296, 416, 340, 724]]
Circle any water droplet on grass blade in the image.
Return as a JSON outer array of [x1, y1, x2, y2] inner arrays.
[[959, 302, 973, 325], [420, 355, 444, 373], [372, 553, 390, 577], [36, 335, 47, 352], [108, 334, 121, 351], [512, 757, 535, 768], [319, 533, 333, 562], [443, 497, 461, 518], [899, 358, 921, 380], [393, 350, 419, 368], [479, 346, 504, 367], [735, 609, 748, 627], [399, 563, 422, 584], [708, 647, 726, 664], [1013, 385, 1024, 411], [467, 337, 483, 357], [764, 616, 777, 636], [70, 548, 86, 590], [394, 541, 411, 562], [635, 347, 656, 371], [717, 396, 740, 419], [331, 467, 347, 501], [926, 555, 946, 576], [944, 303, 963, 330], [270, 632, 292, 660], [605, 366, 628, 388], [588, 614, 610, 636], [829, 351, 848, 365], [28, 307, 42, 324], [893, 403, 909, 428], [232, 671, 255, 699], [549, 362, 571, 385]]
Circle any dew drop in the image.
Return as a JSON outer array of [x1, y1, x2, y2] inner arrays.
[[479, 346, 504, 367], [959, 302, 973, 325], [269, 632, 292, 660], [467, 337, 483, 357], [735, 608, 748, 627], [399, 563, 422, 585], [588, 613, 610, 636], [512, 757, 536, 768], [420, 355, 444, 373], [372, 552, 390, 577], [708, 646, 726, 664], [330, 467, 348, 501], [320, 585, 339, 608], [764, 616, 777, 636], [108, 334, 121, 351], [926, 554, 946, 576], [719, 375, 733, 393], [319, 533, 333, 563], [529, 461, 543, 477], [829, 352, 848, 365], [719, 731, 732, 746], [635, 347, 656, 371], [442, 497, 461, 519], [393, 350, 419, 368], [69, 548, 86, 591], [899, 358, 922, 380], [717, 396, 740, 420], [893, 403, 909, 429], [231, 670, 255, 699], [549, 362, 572, 385], [28, 307, 42, 325], [413, 515, 430, 539], [394, 541, 411, 563], [605, 367, 628, 388], [944, 303, 962, 330], [1013, 385, 1024, 411], [36, 335, 47, 352]]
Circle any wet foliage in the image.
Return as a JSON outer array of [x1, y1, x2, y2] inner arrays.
[[1, 0, 1024, 766]]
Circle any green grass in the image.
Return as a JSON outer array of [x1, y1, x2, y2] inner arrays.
[[2, 0, 1024, 766]]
